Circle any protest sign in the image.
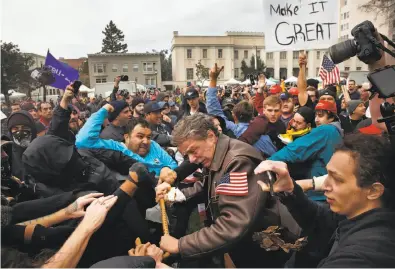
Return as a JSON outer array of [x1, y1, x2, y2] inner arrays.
[[45, 51, 79, 90], [263, 0, 339, 52]]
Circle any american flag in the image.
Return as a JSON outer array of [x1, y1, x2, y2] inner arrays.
[[215, 172, 248, 196], [319, 55, 340, 87]]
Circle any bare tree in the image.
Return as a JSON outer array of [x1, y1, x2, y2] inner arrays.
[[359, 0, 395, 25]]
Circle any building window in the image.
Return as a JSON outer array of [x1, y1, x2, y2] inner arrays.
[[279, 68, 288, 79], [112, 64, 118, 72], [234, 50, 238, 59], [218, 49, 223, 59], [341, 25, 344, 31], [143, 63, 153, 72], [316, 67, 319, 76], [292, 68, 299, 77], [187, 49, 192, 59], [135, 77, 138, 83], [203, 49, 208, 59], [257, 50, 261, 58], [94, 63, 106, 73], [95, 78, 107, 83], [293, 51, 299, 59], [122, 64, 128, 72], [153, 63, 156, 71], [186, 68, 193, 80], [344, 0, 347, 5], [356, 67, 362, 71], [267, 52, 273, 60], [234, 68, 239, 79], [244, 50, 248, 59], [266, 68, 274, 78], [144, 77, 155, 85], [280, 51, 287, 60], [133, 64, 139, 72], [346, 12, 349, 18], [345, 67, 350, 71], [317, 51, 321, 60]]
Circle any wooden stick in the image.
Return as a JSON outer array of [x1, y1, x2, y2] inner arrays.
[[159, 198, 171, 258], [159, 199, 169, 235]]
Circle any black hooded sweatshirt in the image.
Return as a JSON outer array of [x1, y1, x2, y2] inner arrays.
[[280, 183, 395, 267], [6, 111, 37, 181], [22, 135, 119, 198]]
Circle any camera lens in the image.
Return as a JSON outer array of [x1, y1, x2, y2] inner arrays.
[[328, 39, 358, 64]]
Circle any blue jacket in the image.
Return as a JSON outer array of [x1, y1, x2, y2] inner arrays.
[[206, 87, 277, 156], [75, 108, 177, 175], [269, 122, 343, 200]]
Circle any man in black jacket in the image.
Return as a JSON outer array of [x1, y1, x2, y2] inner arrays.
[[255, 133, 395, 267], [144, 101, 173, 147], [100, 100, 131, 142], [178, 88, 207, 120]]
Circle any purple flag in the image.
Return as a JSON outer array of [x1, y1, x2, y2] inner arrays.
[[44, 51, 79, 90]]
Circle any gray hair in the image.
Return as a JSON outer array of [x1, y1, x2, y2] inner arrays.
[[172, 113, 219, 146]]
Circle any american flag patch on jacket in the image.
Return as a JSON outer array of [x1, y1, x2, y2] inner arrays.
[[215, 172, 248, 196]]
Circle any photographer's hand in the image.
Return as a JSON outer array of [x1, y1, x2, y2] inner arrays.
[[368, 29, 394, 133], [368, 29, 386, 72], [60, 84, 75, 110], [255, 160, 294, 194]]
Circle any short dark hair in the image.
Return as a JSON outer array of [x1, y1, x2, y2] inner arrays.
[[349, 79, 356, 84], [172, 113, 219, 146], [11, 103, 20, 107], [125, 117, 150, 134], [38, 102, 51, 111], [319, 110, 338, 122], [335, 133, 395, 209], [232, 101, 253, 123]]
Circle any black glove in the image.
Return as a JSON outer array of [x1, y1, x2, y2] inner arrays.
[[129, 163, 154, 186]]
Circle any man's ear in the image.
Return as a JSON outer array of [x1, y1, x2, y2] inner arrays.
[[367, 182, 385, 201]]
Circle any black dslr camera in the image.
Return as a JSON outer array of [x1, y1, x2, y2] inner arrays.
[[329, 20, 383, 65], [30, 66, 55, 85], [120, 75, 129, 81]]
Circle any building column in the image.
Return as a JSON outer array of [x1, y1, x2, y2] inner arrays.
[[287, 51, 293, 78], [274, 51, 280, 79]]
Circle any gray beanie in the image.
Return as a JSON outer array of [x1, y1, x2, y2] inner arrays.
[[347, 100, 363, 114]]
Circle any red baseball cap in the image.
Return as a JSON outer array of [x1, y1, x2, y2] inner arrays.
[[315, 100, 337, 114], [358, 124, 383, 135], [270, 85, 282, 94], [288, 87, 299, 96]]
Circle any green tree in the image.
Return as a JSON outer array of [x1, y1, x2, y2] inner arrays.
[[1, 42, 35, 104], [359, 0, 395, 24], [195, 60, 209, 86], [151, 49, 172, 82], [240, 55, 266, 79], [101, 20, 128, 53]]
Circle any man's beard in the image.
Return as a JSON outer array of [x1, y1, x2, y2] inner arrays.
[[135, 110, 144, 116]]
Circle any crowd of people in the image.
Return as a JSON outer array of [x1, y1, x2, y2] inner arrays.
[[1, 51, 395, 268]]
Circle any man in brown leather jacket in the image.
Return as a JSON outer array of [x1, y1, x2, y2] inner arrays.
[[158, 65, 298, 267]]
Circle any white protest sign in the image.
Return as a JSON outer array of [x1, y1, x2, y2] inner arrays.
[[263, 0, 339, 52]]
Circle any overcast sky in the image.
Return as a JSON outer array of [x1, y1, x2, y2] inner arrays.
[[1, 0, 264, 58]]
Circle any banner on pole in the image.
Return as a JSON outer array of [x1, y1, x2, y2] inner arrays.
[[45, 51, 79, 90], [263, 0, 339, 52]]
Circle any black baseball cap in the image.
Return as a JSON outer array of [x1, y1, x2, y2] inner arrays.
[[144, 101, 163, 114], [185, 88, 199, 100]]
